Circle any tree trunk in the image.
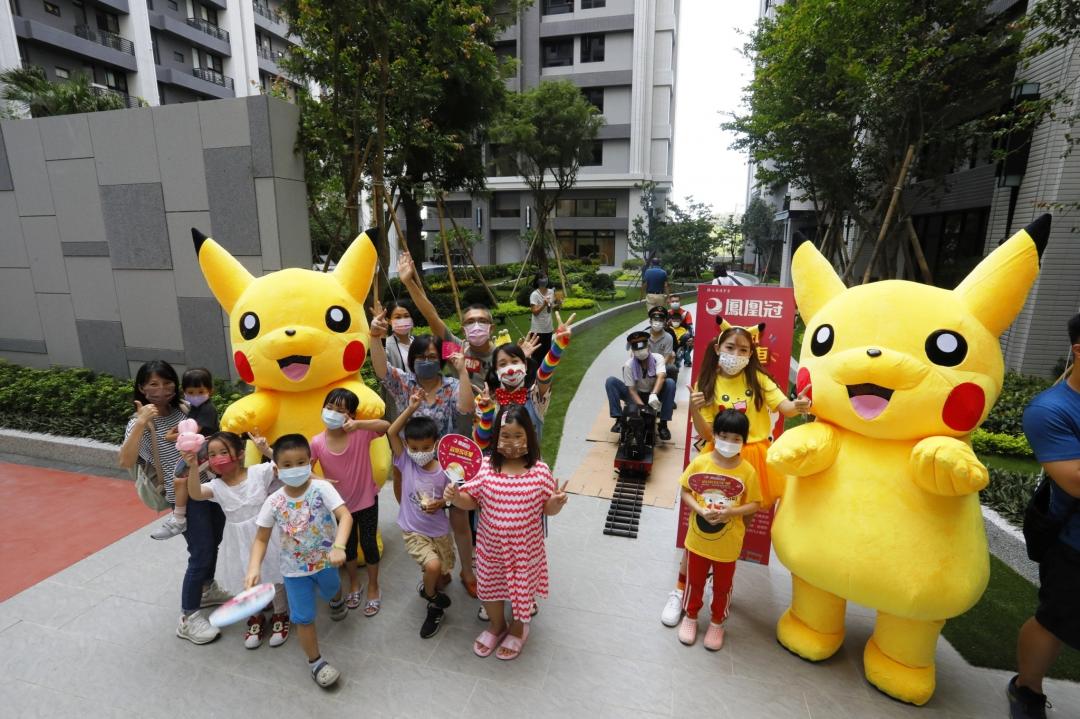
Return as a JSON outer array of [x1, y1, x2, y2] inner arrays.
[[399, 190, 427, 264], [860, 144, 916, 284]]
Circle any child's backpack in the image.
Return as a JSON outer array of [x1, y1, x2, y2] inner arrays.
[[1023, 473, 1077, 562], [130, 420, 170, 512]]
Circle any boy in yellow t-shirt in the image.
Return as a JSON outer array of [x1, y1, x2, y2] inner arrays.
[[678, 409, 761, 651]]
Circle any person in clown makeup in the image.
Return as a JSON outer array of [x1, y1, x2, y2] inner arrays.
[[659, 315, 811, 629]]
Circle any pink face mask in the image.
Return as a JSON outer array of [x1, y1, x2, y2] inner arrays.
[[464, 321, 490, 347], [208, 455, 238, 475], [391, 317, 413, 335]]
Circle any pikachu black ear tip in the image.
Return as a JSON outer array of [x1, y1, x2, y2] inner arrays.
[[192, 228, 209, 253], [1025, 213, 1051, 258], [362, 227, 380, 240]]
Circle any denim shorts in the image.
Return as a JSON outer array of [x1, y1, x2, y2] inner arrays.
[[282, 567, 341, 625]]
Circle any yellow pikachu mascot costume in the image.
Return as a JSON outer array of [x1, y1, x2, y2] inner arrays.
[[191, 228, 391, 553], [767, 215, 1050, 705]]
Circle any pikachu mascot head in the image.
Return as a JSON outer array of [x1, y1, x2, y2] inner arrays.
[[192, 228, 390, 492], [767, 215, 1050, 706]]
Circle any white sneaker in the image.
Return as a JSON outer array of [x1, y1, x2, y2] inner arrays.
[[661, 589, 684, 627], [176, 611, 220, 645], [150, 514, 187, 540], [200, 581, 232, 608]]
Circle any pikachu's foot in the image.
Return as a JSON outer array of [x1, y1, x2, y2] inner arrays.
[[776, 607, 844, 662], [863, 637, 936, 706]]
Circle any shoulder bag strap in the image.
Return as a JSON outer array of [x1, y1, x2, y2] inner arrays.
[[146, 417, 165, 482]]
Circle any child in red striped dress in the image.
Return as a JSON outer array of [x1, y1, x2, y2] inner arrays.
[[444, 404, 569, 661]]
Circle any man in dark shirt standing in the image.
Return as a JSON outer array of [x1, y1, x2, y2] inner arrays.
[[1008, 313, 1080, 719], [641, 257, 669, 311]]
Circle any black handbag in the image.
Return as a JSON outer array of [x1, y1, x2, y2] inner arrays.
[[1023, 475, 1078, 563]]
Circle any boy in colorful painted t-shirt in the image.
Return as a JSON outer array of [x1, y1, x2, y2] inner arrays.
[[677, 409, 761, 652], [247, 434, 353, 688]]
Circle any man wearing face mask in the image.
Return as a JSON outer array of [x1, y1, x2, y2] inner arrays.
[[646, 306, 678, 385], [605, 330, 675, 440]]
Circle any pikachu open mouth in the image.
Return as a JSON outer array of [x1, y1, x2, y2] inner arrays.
[[277, 354, 312, 382], [846, 383, 894, 420]]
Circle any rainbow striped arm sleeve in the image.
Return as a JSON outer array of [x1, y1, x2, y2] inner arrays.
[[536, 332, 571, 384], [473, 402, 496, 450]]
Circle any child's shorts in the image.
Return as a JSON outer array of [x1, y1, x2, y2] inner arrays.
[[402, 531, 455, 573], [282, 567, 341, 625]]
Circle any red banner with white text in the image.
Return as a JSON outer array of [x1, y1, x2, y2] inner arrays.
[[676, 284, 797, 565]]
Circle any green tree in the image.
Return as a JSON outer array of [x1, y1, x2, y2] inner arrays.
[[726, 0, 1050, 281], [627, 180, 662, 268], [0, 67, 128, 118], [282, 0, 521, 274], [716, 213, 744, 263], [742, 196, 780, 273], [490, 79, 604, 275], [652, 197, 717, 281]]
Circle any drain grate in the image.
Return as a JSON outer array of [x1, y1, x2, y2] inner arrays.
[[603, 467, 647, 538]]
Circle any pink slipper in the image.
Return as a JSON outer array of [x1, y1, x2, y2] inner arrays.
[[678, 615, 698, 646], [473, 629, 508, 658], [703, 622, 725, 651], [496, 624, 530, 661]]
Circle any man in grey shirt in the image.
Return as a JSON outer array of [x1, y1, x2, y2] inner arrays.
[[647, 306, 678, 384]]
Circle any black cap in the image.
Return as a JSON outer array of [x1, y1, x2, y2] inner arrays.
[[627, 330, 650, 348], [648, 306, 668, 320]]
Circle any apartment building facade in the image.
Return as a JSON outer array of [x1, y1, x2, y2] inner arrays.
[[0, 0, 299, 108], [426, 0, 680, 267]]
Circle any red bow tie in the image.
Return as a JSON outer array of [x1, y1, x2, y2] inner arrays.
[[496, 387, 528, 406]]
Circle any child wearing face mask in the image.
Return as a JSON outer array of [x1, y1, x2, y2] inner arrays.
[[659, 316, 810, 629], [474, 312, 575, 450], [676, 409, 761, 651], [310, 388, 391, 615], [152, 367, 220, 540], [181, 431, 288, 649], [444, 405, 568, 661], [388, 391, 456, 638], [669, 308, 694, 368], [248, 434, 353, 688]]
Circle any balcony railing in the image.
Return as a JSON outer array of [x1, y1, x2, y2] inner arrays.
[[90, 85, 141, 108], [74, 25, 135, 55], [253, 1, 283, 24], [257, 46, 284, 62], [192, 67, 234, 89], [186, 17, 230, 42]]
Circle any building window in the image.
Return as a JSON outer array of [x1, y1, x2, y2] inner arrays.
[[541, 38, 573, 68], [910, 208, 989, 290], [105, 70, 127, 93], [580, 34, 605, 63], [167, 0, 178, 10], [151, 30, 160, 63], [557, 230, 616, 263], [542, 0, 573, 15], [43, 1, 59, 16], [424, 200, 471, 219], [582, 87, 603, 113], [556, 198, 616, 217], [580, 141, 603, 166], [54, 66, 69, 79], [198, 4, 218, 25], [492, 194, 520, 218], [486, 144, 516, 177], [171, 51, 183, 63], [581, 0, 606, 9], [494, 41, 516, 62]]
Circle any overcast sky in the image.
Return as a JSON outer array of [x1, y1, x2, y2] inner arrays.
[[671, 1, 760, 218]]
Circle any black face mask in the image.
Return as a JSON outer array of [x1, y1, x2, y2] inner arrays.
[[538, 279, 548, 288]]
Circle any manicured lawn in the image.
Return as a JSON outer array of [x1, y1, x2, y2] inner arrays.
[[943, 553, 1080, 681]]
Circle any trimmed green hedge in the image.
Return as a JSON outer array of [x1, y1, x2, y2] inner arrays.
[[982, 372, 1053, 436], [0, 359, 380, 444], [972, 428, 1033, 457]]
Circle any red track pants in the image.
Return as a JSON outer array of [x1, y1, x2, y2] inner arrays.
[[682, 550, 736, 623]]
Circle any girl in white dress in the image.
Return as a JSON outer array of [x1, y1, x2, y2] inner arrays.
[[183, 431, 288, 649]]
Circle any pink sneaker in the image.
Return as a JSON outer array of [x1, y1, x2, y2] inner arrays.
[[703, 622, 725, 651], [678, 615, 698, 646]]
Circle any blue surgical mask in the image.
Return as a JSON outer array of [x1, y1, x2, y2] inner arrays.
[[414, 358, 441, 380], [321, 408, 346, 429], [185, 393, 209, 408], [277, 465, 311, 487]]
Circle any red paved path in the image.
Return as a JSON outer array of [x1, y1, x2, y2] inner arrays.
[[0, 462, 159, 601]]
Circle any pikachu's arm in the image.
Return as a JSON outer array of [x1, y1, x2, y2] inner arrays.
[[220, 392, 279, 436], [338, 380, 385, 421], [909, 436, 988, 496], [766, 422, 840, 478]]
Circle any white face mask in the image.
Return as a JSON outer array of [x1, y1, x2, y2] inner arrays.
[[671, 321, 681, 329], [321, 408, 346, 430], [407, 449, 436, 467], [277, 465, 311, 487], [718, 351, 750, 376], [497, 362, 526, 388], [633, 347, 650, 360], [650, 320, 665, 332], [714, 440, 743, 458]]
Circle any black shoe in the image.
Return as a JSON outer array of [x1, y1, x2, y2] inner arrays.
[[658, 422, 671, 441], [610, 419, 623, 433], [1008, 675, 1048, 719], [420, 605, 445, 639], [417, 580, 451, 609]]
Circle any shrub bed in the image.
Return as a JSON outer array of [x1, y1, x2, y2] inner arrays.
[[981, 467, 1040, 526]]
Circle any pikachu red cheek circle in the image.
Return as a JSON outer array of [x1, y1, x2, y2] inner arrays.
[[941, 382, 985, 433], [343, 341, 366, 373]]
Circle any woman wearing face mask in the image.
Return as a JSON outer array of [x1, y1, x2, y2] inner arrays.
[[474, 311, 576, 450], [529, 273, 560, 365], [181, 431, 289, 649], [658, 317, 810, 629], [384, 300, 417, 373], [118, 360, 230, 645], [368, 325, 480, 594]]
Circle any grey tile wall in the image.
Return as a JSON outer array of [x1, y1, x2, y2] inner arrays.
[[0, 97, 310, 378]]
